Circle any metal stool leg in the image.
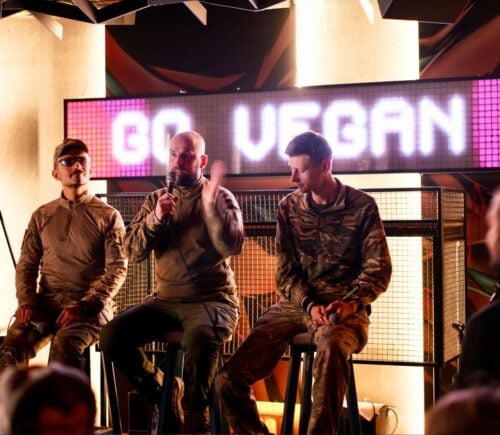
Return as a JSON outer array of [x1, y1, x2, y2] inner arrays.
[[157, 342, 183, 434], [284, 349, 361, 435], [157, 343, 228, 435], [346, 356, 361, 435], [210, 352, 230, 434], [281, 345, 303, 435], [101, 353, 123, 434], [338, 356, 362, 435], [298, 346, 314, 435]]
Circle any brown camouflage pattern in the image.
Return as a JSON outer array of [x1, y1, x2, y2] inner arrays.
[[216, 179, 391, 434], [276, 179, 391, 307], [0, 192, 127, 371], [124, 175, 243, 305]]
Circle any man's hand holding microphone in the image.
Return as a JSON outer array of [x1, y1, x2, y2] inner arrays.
[[310, 287, 361, 326], [155, 171, 178, 224]]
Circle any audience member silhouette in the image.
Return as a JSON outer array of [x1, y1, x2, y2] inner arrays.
[[0, 362, 96, 435], [456, 188, 500, 388]]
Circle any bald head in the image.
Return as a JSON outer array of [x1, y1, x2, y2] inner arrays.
[[168, 130, 208, 185], [170, 131, 206, 154]]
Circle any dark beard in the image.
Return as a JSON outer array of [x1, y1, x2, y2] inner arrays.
[[177, 173, 198, 187]]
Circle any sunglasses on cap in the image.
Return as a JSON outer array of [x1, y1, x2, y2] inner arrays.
[[57, 156, 91, 167]]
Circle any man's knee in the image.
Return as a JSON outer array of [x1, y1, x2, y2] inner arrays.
[[214, 367, 231, 396], [215, 367, 250, 399], [183, 325, 220, 353], [99, 320, 123, 356]]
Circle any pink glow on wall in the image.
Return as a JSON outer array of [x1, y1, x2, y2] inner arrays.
[[66, 98, 151, 179]]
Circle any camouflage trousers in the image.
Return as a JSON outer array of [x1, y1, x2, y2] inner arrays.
[[0, 291, 101, 372], [215, 298, 369, 435], [0, 319, 100, 372]]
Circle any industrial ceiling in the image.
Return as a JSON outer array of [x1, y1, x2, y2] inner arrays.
[[0, 0, 290, 24]]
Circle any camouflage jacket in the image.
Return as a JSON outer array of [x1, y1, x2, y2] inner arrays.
[[16, 192, 128, 315], [276, 178, 392, 309], [125, 175, 243, 304]]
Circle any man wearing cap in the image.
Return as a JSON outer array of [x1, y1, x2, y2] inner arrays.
[[0, 138, 128, 372]]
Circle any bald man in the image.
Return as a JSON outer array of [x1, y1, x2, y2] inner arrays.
[[100, 131, 244, 433]]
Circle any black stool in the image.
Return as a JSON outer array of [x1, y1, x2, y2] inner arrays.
[[156, 331, 184, 434], [281, 333, 361, 435], [102, 331, 228, 434], [101, 349, 123, 434], [156, 331, 228, 435]]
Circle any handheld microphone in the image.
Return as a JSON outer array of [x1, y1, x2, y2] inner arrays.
[[166, 171, 177, 194], [328, 286, 361, 325], [29, 320, 50, 335], [163, 171, 178, 224], [328, 312, 339, 325]]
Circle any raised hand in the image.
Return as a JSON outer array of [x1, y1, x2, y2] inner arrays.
[[202, 159, 226, 205]]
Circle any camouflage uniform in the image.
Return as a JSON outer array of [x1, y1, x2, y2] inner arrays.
[[0, 192, 128, 371], [100, 175, 243, 429], [216, 178, 392, 434]]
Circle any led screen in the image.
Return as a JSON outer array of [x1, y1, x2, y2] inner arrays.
[[65, 77, 499, 179]]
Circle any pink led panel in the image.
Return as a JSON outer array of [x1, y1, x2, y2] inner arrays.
[[473, 79, 500, 168], [66, 98, 152, 179], [65, 78, 499, 179]]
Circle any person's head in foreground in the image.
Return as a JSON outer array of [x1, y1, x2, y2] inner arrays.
[[0, 362, 96, 435], [425, 384, 500, 435]]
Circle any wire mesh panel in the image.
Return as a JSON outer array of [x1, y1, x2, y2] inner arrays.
[[105, 193, 148, 225], [101, 187, 466, 367], [226, 232, 280, 355], [104, 193, 166, 352], [441, 189, 467, 363], [232, 188, 465, 366], [359, 235, 436, 364], [112, 258, 154, 315], [104, 193, 155, 312], [370, 189, 439, 221], [225, 191, 288, 354]]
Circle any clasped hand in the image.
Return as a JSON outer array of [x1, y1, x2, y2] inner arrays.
[[310, 300, 359, 326], [15, 304, 83, 330]]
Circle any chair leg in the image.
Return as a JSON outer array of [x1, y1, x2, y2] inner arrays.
[[281, 346, 303, 435], [346, 356, 361, 435], [298, 346, 314, 435], [210, 352, 230, 434], [300, 353, 361, 435], [101, 353, 123, 434], [158, 343, 183, 434], [157, 345, 229, 435]]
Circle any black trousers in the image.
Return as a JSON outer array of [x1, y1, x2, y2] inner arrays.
[[100, 298, 238, 414]]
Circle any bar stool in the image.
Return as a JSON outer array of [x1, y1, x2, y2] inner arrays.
[[156, 330, 229, 435], [281, 332, 361, 435], [156, 331, 185, 434], [101, 350, 122, 434], [102, 331, 228, 434]]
